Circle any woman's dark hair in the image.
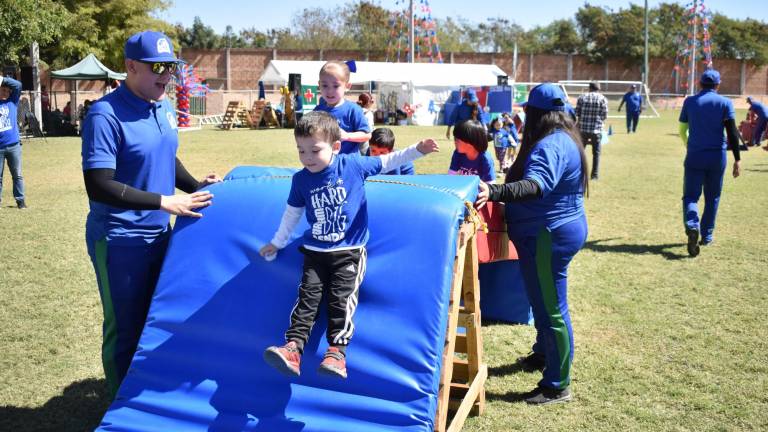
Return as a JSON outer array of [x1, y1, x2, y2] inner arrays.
[[505, 106, 589, 194], [453, 119, 488, 153], [357, 92, 373, 108]]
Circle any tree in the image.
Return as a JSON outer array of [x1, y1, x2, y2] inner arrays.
[[710, 14, 768, 65], [342, 2, 391, 52], [177, 16, 222, 49], [42, 0, 175, 71], [0, 0, 70, 65], [542, 19, 582, 54], [576, 4, 614, 62]]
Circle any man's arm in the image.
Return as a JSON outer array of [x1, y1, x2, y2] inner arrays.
[[679, 122, 688, 146], [1, 76, 22, 103], [725, 118, 741, 178]]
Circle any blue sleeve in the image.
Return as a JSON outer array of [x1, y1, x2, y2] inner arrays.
[[351, 106, 371, 133], [724, 100, 735, 121], [400, 161, 415, 175], [679, 99, 688, 123], [447, 105, 458, 126], [356, 154, 383, 177], [449, 150, 460, 171], [3, 77, 22, 104], [480, 153, 495, 182], [524, 142, 566, 197], [287, 175, 305, 208], [82, 113, 121, 170]]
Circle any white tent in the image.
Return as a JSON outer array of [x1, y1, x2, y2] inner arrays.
[[259, 60, 508, 125]]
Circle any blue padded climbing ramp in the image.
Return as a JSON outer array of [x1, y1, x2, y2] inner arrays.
[[97, 168, 480, 432]]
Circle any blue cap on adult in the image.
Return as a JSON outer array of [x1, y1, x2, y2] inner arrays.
[[124, 31, 183, 63], [465, 88, 479, 103], [700, 68, 721, 85], [522, 83, 568, 112]]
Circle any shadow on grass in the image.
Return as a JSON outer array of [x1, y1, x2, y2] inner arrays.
[[489, 361, 541, 377], [745, 168, 768, 173], [485, 389, 531, 403], [0, 378, 110, 432], [584, 238, 688, 260]]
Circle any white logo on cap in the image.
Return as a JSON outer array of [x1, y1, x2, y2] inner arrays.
[[157, 38, 171, 54]]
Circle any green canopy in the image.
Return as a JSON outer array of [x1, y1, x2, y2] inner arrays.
[[51, 53, 126, 81]]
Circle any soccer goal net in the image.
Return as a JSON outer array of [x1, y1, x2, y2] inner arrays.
[[559, 80, 660, 119]]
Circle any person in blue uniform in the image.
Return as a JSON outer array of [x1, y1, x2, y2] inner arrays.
[[260, 111, 439, 379], [81, 31, 222, 397], [679, 69, 741, 257], [0, 75, 26, 209], [445, 88, 482, 139], [617, 84, 643, 133], [475, 83, 589, 405], [313, 61, 371, 155], [746, 96, 767, 148]]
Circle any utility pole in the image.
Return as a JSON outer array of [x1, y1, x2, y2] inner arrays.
[[689, 0, 698, 95], [30, 42, 41, 125], [408, 0, 415, 63], [643, 0, 649, 90]]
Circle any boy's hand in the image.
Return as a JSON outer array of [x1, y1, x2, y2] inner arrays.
[[417, 138, 440, 154], [260, 243, 279, 260]]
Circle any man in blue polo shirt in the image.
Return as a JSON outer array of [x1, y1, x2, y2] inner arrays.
[[82, 30, 221, 397], [746, 96, 767, 148], [0, 75, 26, 209], [445, 88, 482, 139], [678, 69, 741, 257], [617, 84, 643, 133]]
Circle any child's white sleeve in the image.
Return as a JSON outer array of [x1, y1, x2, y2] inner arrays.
[[270, 205, 305, 249], [379, 143, 424, 173]]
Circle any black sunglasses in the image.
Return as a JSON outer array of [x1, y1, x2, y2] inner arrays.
[[138, 61, 178, 75]]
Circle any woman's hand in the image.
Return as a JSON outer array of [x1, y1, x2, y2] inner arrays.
[[160, 191, 213, 218], [198, 173, 222, 189], [475, 182, 490, 209]]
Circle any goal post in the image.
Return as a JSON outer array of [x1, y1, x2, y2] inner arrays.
[[558, 80, 660, 119]]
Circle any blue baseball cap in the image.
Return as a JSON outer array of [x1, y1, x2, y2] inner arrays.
[[523, 83, 568, 112], [700, 69, 721, 85], [465, 88, 479, 103], [124, 31, 182, 63]]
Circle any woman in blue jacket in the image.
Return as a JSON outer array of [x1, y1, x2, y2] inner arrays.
[[476, 83, 589, 405]]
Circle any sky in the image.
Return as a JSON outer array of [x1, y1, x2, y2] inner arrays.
[[159, 0, 768, 34]]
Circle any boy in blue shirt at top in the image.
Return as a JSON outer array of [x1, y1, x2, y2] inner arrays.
[[313, 61, 371, 155], [679, 69, 741, 257], [617, 84, 643, 133], [260, 111, 439, 379], [0, 75, 26, 209], [368, 127, 415, 175]]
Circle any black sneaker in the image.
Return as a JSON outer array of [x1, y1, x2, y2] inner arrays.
[[516, 352, 546, 371], [524, 385, 572, 405], [686, 228, 700, 257], [16, 200, 27, 209], [699, 238, 712, 246]]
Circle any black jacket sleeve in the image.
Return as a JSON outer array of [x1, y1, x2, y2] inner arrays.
[[724, 118, 740, 161], [487, 179, 542, 203], [175, 157, 199, 194], [83, 169, 161, 210]]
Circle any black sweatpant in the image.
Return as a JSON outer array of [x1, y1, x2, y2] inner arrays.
[[285, 246, 367, 352], [581, 131, 602, 179]]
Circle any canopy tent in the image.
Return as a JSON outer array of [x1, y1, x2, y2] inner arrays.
[[259, 60, 508, 125], [50, 54, 126, 126], [51, 53, 126, 81]]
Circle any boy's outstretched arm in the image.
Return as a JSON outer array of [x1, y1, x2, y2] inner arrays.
[[259, 205, 304, 257], [378, 139, 440, 173], [340, 130, 372, 143]]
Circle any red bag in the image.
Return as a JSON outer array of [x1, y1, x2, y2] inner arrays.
[[475, 202, 517, 263]]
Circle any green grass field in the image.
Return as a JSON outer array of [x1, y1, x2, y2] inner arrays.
[[1, 111, 767, 431]]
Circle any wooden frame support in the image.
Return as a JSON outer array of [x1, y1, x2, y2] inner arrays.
[[434, 222, 487, 432]]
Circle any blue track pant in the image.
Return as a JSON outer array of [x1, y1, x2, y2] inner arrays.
[[86, 235, 169, 397], [753, 117, 767, 145], [510, 215, 587, 390], [626, 112, 640, 133], [683, 154, 726, 243]]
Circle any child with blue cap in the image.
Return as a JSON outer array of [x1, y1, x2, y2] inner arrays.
[[678, 68, 741, 256], [476, 82, 589, 405]]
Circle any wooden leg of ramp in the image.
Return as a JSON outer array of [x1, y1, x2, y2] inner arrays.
[[435, 222, 487, 432]]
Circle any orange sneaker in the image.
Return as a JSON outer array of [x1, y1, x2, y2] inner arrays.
[[318, 347, 347, 379], [263, 341, 301, 377]]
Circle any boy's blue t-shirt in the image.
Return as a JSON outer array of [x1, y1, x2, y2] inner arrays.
[[679, 89, 735, 167], [749, 101, 768, 119], [0, 77, 22, 148], [82, 85, 179, 245], [449, 150, 495, 182], [288, 153, 382, 251], [313, 100, 371, 154], [622, 92, 643, 113], [494, 127, 518, 149], [506, 130, 585, 234], [382, 160, 415, 175]]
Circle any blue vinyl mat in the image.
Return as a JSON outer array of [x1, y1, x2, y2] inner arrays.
[[97, 168, 480, 431]]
